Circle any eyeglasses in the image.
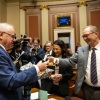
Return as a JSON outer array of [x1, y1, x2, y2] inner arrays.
[[82, 32, 94, 38], [2, 32, 16, 39]]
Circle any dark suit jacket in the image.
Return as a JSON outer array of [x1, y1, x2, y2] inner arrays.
[[0, 46, 38, 100], [31, 48, 45, 64], [58, 45, 90, 94], [41, 64, 73, 96]]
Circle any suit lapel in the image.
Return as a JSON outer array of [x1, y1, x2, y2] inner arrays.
[[0, 46, 17, 72], [83, 46, 90, 70]]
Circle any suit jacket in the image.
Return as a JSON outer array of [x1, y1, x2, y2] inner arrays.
[[41, 63, 73, 96], [0, 46, 38, 100], [43, 50, 53, 61], [58, 45, 89, 94], [31, 48, 45, 64]]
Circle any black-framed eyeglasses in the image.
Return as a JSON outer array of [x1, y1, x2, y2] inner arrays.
[[2, 32, 16, 39], [82, 32, 95, 38]]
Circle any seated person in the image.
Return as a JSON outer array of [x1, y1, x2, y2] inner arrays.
[[41, 39, 73, 97]]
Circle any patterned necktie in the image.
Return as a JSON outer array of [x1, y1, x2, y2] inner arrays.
[[91, 48, 98, 85]]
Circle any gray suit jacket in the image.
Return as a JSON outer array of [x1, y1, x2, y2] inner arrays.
[[58, 45, 89, 94]]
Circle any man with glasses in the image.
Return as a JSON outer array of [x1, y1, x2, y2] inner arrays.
[[43, 41, 53, 61], [48, 25, 100, 100], [0, 23, 48, 100], [2, 32, 16, 39]]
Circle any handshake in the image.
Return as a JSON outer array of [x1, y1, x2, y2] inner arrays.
[[20, 60, 49, 72], [20, 56, 57, 79], [20, 56, 57, 71], [20, 61, 54, 79]]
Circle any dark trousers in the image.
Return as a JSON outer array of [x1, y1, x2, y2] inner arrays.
[[82, 82, 100, 100], [50, 84, 68, 98]]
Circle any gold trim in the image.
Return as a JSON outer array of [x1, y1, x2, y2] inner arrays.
[[55, 14, 73, 29], [40, 5, 49, 10], [20, 6, 27, 11], [77, 1, 88, 7]]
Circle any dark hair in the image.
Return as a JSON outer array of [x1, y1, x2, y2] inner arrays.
[[33, 38, 40, 43], [53, 39, 72, 58]]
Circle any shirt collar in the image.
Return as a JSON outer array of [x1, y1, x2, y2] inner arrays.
[[90, 41, 100, 50], [0, 44, 6, 51]]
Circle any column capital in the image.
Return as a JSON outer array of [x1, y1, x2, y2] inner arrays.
[[20, 6, 26, 11], [40, 5, 49, 10], [77, 1, 88, 7]]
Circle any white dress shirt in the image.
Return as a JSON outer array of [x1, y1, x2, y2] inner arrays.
[[43, 50, 53, 61], [85, 42, 100, 87]]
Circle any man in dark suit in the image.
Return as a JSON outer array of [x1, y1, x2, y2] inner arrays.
[[31, 38, 45, 64], [0, 23, 48, 100], [48, 25, 100, 100], [43, 41, 53, 61]]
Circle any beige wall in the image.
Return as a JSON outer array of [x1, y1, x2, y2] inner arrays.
[[20, 1, 87, 46], [41, 9, 49, 45], [7, 2, 20, 38], [79, 5, 87, 46], [0, 0, 94, 47], [0, 0, 7, 22], [0, 1, 88, 46], [20, 9, 25, 37]]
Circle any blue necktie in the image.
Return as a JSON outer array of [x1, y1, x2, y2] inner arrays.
[[91, 48, 98, 85]]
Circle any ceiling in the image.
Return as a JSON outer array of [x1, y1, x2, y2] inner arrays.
[[5, 0, 65, 3]]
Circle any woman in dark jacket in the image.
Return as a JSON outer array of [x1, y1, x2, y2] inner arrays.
[[41, 39, 73, 97]]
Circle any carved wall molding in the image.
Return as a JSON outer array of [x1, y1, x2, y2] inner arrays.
[[77, 1, 88, 7], [40, 5, 49, 10]]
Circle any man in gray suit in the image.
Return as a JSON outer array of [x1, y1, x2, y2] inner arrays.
[[48, 25, 100, 100]]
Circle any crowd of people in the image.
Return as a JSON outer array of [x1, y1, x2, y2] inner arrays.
[[0, 22, 100, 100]]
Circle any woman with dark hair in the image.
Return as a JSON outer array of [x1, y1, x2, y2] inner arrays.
[[41, 39, 73, 97], [52, 39, 72, 58]]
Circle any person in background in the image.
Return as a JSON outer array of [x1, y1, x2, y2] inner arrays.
[[30, 38, 45, 64], [26, 37, 34, 55], [0, 23, 48, 100], [75, 42, 81, 53], [47, 25, 100, 100], [30, 38, 45, 88], [9, 39, 23, 72], [41, 39, 73, 97], [28, 37, 34, 48], [66, 44, 73, 55], [43, 41, 53, 61]]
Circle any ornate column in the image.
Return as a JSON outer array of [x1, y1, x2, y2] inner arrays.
[[40, 5, 49, 45], [77, 1, 88, 46], [20, 6, 26, 37]]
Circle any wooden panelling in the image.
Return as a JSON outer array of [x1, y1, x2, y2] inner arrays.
[[29, 15, 39, 38], [87, 0, 100, 32], [25, 7, 41, 42], [48, 4, 79, 44], [89, 10, 100, 32]]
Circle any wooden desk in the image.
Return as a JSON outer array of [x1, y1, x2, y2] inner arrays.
[[31, 88, 64, 100]]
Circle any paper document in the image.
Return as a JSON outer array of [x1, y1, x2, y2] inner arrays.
[[31, 92, 50, 100]]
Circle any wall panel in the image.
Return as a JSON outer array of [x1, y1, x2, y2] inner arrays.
[[25, 7, 42, 42], [48, 4, 79, 44], [87, 0, 100, 33]]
